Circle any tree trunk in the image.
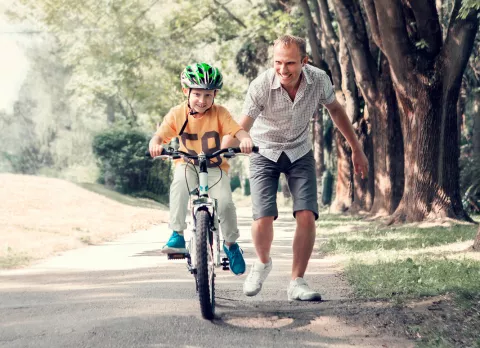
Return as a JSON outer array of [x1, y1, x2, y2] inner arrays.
[[367, 56, 404, 215], [332, 0, 403, 215], [363, 0, 478, 223], [472, 89, 480, 160], [313, 111, 325, 204], [331, 128, 353, 212], [391, 76, 471, 222], [106, 96, 115, 124], [473, 225, 480, 251]]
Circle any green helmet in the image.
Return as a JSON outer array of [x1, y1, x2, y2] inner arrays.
[[181, 62, 223, 90]]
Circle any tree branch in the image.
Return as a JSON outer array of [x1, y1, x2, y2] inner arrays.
[[373, 0, 415, 87], [298, 0, 323, 67], [213, 0, 247, 28], [363, 0, 382, 50], [441, 0, 479, 90], [318, 0, 339, 45], [333, 0, 378, 102], [406, 0, 442, 57]]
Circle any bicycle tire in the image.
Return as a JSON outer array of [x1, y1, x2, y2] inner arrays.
[[195, 209, 215, 320]]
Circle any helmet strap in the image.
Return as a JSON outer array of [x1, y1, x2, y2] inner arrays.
[[180, 89, 215, 136]]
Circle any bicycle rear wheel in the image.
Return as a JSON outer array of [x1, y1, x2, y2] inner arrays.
[[195, 209, 215, 320]]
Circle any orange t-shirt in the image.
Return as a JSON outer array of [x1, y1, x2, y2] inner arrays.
[[155, 101, 243, 173]]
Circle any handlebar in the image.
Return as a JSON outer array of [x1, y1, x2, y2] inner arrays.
[[145, 146, 259, 159]]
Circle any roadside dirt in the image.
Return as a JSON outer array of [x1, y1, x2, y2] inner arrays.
[[0, 173, 168, 266]]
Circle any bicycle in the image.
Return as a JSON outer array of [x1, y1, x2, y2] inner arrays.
[[147, 145, 258, 320]]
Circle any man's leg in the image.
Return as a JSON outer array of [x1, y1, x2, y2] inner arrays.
[[252, 216, 274, 264], [292, 210, 316, 279], [244, 153, 279, 296], [286, 151, 321, 300]]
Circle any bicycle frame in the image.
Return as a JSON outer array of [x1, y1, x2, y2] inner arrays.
[[148, 146, 258, 319]]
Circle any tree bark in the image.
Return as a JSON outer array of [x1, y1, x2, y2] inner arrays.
[[313, 111, 325, 203], [368, 0, 478, 223], [299, 0, 323, 68], [473, 225, 480, 251], [473, 89, 480, 160], [331, 128, 353, 212], [333, 0, 403, 215]]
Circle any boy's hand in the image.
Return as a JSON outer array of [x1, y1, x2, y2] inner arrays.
[[239, 138, 254, 154], [149, 136, 164, 158]]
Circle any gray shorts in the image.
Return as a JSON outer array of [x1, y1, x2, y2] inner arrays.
[[249, 150, 318, 220]]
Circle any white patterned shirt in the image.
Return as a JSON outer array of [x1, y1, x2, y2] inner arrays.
[[242, 64, 335, 163]]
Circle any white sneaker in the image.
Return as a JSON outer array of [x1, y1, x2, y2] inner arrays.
[[243, 258, 272, 296], [287, 277, 322, 301]]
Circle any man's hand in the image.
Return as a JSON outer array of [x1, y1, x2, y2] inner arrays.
[[352, 148, 368, 179], [239, 137, 254, 154]]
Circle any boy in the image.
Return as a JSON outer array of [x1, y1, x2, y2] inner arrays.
[[149, 62, 253, 275]]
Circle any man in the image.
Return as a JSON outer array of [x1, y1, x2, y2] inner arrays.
[[223, 35, 369, 301]]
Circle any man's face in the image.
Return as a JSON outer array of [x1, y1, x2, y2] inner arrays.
[[183, 88, 216, 114], [273, 43, 307, 89]]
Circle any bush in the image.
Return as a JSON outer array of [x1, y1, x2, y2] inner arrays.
[[92, 127, 171, 201]]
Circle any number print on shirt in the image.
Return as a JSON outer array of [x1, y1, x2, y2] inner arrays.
[[180, 131, 222, 167]]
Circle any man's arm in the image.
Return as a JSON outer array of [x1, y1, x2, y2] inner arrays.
[[324, 99, 369, 178], [221, 115, 255, 148]]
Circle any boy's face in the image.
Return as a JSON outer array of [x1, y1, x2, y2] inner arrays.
[[183, 88, 217, 114]]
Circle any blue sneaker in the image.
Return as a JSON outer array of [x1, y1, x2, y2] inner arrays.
[[161, 231, 187, 254], [223, 242, 246, 275]]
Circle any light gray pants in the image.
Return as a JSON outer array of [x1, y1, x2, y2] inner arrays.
[[169, 163, 240, 243]]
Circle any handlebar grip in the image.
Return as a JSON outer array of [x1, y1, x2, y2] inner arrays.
[[229, 146, 259, 154]]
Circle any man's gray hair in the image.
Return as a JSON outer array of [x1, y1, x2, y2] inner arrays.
[[273, 35, 307, 59]]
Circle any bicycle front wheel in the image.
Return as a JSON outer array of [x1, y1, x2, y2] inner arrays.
[[195, 209, 215, 320]]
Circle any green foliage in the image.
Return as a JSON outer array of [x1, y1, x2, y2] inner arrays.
[[12, 0, 185, 126], [458, 0, 480, 19], [230, 175, 241, 192], [234, 1, 305, 80], [92, 126, 171, 200]]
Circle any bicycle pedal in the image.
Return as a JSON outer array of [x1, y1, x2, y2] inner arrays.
[[168, 253, 187, 260]]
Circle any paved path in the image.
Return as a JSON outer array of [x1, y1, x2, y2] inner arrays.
[[0, 207, 412, 347]]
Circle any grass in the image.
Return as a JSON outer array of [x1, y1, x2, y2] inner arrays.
[[0, 250, 31, 268], [320, 224, 477, 253], [317, 213, 480, 347], [77, 183, 168, 210], [346, 257, 480, 300]]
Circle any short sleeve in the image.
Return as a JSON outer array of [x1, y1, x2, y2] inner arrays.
[[218, 107, 243, 137], [241, 74, 269, 120], [155, 108, 179, 143], [319, 72, 336, 105]]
